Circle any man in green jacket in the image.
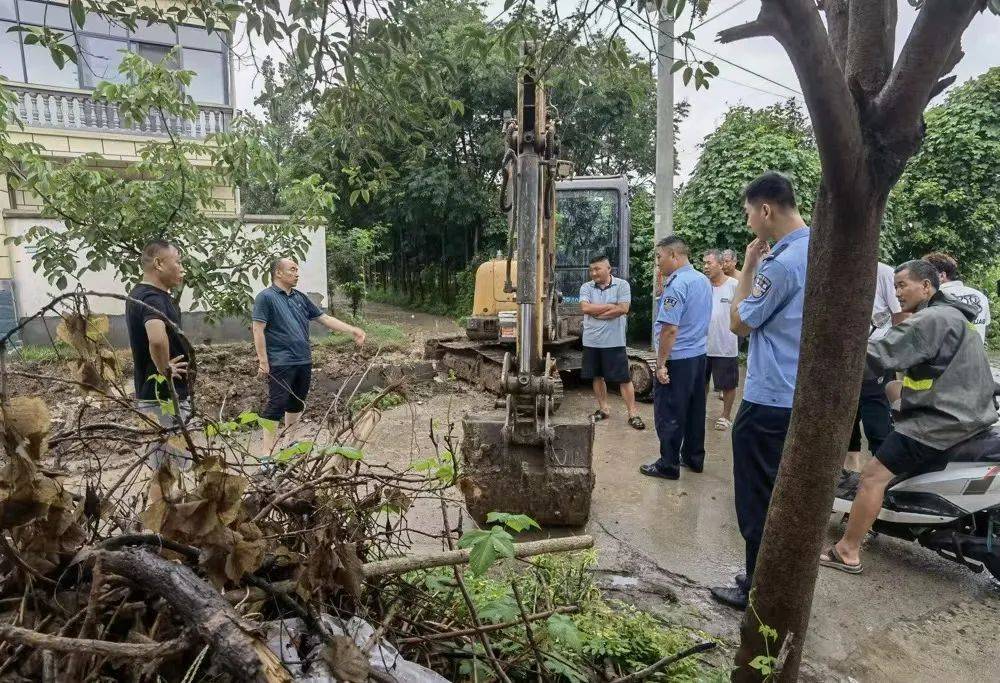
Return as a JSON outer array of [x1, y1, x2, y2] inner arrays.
[[821, 259, 997, 574]]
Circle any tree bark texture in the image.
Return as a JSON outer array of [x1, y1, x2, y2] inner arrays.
[[718, 0, 986, 679], [99, 547, 292, 683]]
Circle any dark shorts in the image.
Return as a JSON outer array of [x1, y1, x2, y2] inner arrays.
[[263, 363, 312, 421], [875, 431, 949, 476], [581, 346, 630, 383], [848, 374, 893, 453], [705, 356, 739, 391]]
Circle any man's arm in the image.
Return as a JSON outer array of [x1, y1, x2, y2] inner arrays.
[[580, 301, 618, 316], [251, 320, 269, 375], [730, 266, 756, 337], [866, 317, 936, 376], [144, 319, 186, 381], [316, 314, 366, 346], [656, 324, 678, 369], [891, 312, 908, 325]]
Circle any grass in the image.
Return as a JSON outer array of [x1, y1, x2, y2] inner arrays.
[[8, 343, 77, 363], [319, 317, 409, 352], [348, 388, 406, 413]]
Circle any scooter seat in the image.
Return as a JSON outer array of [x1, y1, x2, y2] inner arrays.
[[944, 426, 1000, 463]]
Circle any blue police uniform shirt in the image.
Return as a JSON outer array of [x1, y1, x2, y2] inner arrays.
[[654, 263, 712, 360], [252, 285, 325, 366], [738, 226, 811, 408]]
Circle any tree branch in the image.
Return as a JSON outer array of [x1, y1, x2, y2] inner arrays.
[[846, 0, 897, 97], [927, 74, 958, 101], [816, 0, 848, 72], [716, 19, 772, 43], [0, 625, 190, 660], [875, 0, 984, 131], [719, 0, 864, 192]]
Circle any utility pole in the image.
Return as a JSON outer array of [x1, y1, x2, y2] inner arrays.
[[652, 4, 674, 328]]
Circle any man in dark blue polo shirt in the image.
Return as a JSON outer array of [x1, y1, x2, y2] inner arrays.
[[252, 257, 366, 455]]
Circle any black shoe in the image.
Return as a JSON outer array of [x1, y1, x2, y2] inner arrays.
[[736, 573, 749, 590], [639, 464, 679, 480], [681, 461, 704, 473], [710, 585, 749, 610]]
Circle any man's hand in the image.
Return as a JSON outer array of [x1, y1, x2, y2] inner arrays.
[[656, 367, 670, 385], [167, 355, 188, 378], [258, 359, 270, 377], [352, 327, 367, 347], [743, 238, 770, 273]]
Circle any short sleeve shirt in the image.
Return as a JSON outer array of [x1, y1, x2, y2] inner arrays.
[[940, 280, 991, 344], [579, 277, 631, 348], [870, 262, 902, 341], [738, 226, 811, 408], [252, 285, 324, 366], [654, 264, 712, 360], [707, 277, 739, 357], [125, 283, 189, 401]]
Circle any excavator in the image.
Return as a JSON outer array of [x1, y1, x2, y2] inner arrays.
[[430, 45, 656, 526]]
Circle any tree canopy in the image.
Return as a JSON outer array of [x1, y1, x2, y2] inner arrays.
[[674, 100, 820, 259]]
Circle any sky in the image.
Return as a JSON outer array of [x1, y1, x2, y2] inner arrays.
[[230, 1, 1000, 182]]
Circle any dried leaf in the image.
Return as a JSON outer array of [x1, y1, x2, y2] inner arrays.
[[334, 542, 364, 599], [321, 636, 370, 682]]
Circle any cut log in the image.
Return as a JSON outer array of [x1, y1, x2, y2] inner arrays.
[[362, 535, 594, 578], [99, 547, 292, 682]]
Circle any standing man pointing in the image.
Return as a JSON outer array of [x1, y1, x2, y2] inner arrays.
[[711, 172, 811, 609]]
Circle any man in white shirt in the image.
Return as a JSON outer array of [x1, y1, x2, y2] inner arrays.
[[923, 252, 991, 344], [845, 262, 905, 471], [702, 250, 740, 430]]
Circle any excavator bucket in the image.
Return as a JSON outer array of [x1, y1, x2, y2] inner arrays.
[[459, 411, 594, 526]]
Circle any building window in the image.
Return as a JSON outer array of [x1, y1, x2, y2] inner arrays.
[[0, 0, 229, 104]]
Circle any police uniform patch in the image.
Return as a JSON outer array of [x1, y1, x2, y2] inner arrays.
[[750, 273, 772, 298], [662, 296, 679, 310]]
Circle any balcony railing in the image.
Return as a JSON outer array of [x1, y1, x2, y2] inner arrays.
[[4, 84, 232, 140]]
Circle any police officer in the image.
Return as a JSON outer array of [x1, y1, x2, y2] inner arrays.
[[710, 172, 811, 609], [640, 236, 712, 480]]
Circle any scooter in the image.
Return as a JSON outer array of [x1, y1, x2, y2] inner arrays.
[[833, 421, 1000, 582]]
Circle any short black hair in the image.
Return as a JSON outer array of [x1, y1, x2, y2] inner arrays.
[[589, 254, 611, 266], [895, 259, 940, 290], [703, 248, 722, 263], [656, 236, 690, 256], [922, 252, 959, 281], [141, 239, 176, 268], [743, 171, 797, 209], [270, 257, 286, 278]]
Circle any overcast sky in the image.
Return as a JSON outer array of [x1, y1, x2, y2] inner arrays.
[[231, 1, 1000, 181]]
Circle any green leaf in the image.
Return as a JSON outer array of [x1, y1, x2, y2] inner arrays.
[[546, 613, 583, 650], [670, 60, 686, 74], [749, 655, 775, 675], [683, 66, 693, 86], [326, 445, 365, 460], [70, 0, 86, 28], [485, 511, 541, 533], [206, 423, 219, 437], [257, 417, 278, 433], [704, 60, 720, 76], [55, 275, 67, 290], [239, 411, 260, 425]]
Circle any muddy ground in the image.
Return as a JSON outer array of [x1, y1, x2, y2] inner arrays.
[[10, 300, 1000, 682]]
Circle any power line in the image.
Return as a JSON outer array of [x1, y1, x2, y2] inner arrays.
[[693, 0, 750, 30]]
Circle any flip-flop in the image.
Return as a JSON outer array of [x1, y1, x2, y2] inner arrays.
[[593, 410, 610, 422], [820, 546, 863, 574], [627, 415, 646, 430]]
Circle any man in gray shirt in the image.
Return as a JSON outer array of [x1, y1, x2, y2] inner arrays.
[[579, 255, 644, 429]]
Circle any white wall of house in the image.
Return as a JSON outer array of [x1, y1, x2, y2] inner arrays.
[[5, 216, 329, 319]]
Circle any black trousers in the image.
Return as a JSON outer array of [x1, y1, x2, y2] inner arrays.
[[652, 354, 707, 476], [848, 375, 893, 453], [732, 400, 792, 581]]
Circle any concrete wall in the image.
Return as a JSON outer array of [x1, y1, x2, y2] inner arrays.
[[4, 215, 329, 346]]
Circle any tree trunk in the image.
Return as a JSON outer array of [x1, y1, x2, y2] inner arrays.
[[733, 183, 889, 680]]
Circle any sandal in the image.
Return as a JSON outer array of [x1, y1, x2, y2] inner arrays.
[[593, 410, 610, 422], [628, 415, 646, 430], [714, 417, 732, 431], [820, 546, 863, 574]]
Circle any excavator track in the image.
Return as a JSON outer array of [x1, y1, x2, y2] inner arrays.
[[425, 336, 657, 400]]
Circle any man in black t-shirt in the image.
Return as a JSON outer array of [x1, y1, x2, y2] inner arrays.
[[125, 240, 191, 469]]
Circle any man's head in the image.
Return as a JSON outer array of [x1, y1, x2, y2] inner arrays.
[[894, 259, 940, 313], [588, 255, 612, 285], [271, 257, 301, 289], [922, 252, 959, 284], [702, 249, 724, 280], [743, 171, 800, 241], [720, 248, 738, 276], [656, 236, 690, 277], [141, 240, 184, 289]]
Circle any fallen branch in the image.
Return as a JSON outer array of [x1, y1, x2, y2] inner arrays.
[[363, 535, 594, 578], [609, 641, 717, 683], [399, 607, 581, 647], [0, 624, 190, 660], [99, 547, 292, 682]]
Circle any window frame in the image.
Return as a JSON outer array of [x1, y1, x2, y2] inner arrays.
[[1, 0, 231, 105]]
